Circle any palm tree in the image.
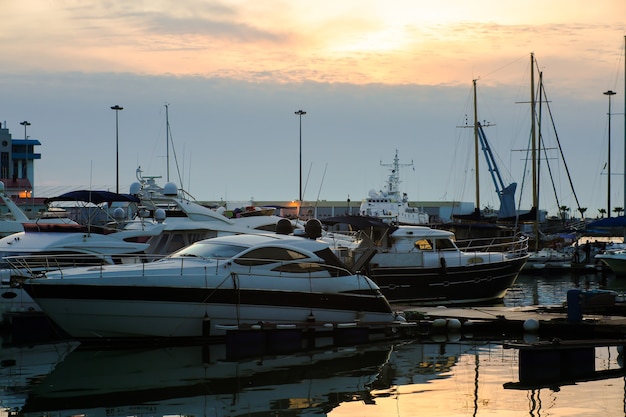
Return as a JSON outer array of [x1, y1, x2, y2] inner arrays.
[[578, 207, 587, 220], [559, 206, 570, 222], [598, 208, 607, 218], [614, 207, 624, 217]]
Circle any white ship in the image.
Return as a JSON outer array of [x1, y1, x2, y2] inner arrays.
[[359, 150, 429, 225]]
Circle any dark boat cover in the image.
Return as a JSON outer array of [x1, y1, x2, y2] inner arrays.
[[321, 215, 397, 232], [44, 190, 140, 205], [585, 216, 626, 229]]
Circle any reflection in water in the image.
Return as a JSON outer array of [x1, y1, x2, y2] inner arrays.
[[2, 338, 626, 417], [0, 338, 78, 413], [18, 342, 394, 416], [505, 271, 626, 307], [4, 273, 626, 416]]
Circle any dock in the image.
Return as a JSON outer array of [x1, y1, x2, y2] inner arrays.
[[398, 304, 626, 340]]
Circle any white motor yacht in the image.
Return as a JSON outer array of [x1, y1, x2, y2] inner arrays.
[[19, 233, 402, 340]]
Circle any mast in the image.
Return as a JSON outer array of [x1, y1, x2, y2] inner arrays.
[[165, 104, 170, 183], [473, 79, 480, 216], [530, 53, 539, 250], [380, 149, 413, 197]]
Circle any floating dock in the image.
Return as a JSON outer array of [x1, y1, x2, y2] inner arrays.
[[399, 304, 626, 340]]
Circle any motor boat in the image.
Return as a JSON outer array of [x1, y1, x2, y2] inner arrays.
[[595, 249, 626, 276], [0, 181, 76, 238], [322, 215, 529, 305], [18, 233, 403, 341], [0, 191, 166, 318], [1, 170, 295, 322]]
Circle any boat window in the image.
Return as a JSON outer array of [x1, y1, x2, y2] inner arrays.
[[168, 233, 187, 252], [414, 239, 433, 250], [234, 247, 308, 266], [272, 262, 325, 273], [314, 247, 352, 277], [254, 223, 279, 232], [434, 238, 456, 250], [171, 242, 247, 259]]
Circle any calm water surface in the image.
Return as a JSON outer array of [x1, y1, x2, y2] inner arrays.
[[2, 271, 626, 417]]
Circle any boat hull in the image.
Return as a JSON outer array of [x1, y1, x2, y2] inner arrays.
[[595, 253, 626, 276], [22, 281, 396, 340], [367, 257, 528, 305]]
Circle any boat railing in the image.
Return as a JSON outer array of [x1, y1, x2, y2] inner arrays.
[[455, 235, 530, 257], [5, 253, 360, 281], [3, 253, 165, 278]]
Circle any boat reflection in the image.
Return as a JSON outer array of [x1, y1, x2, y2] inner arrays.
[[0, 337, 78, 413], [20, 342, 394, 416], [15, 337, 482, 417]]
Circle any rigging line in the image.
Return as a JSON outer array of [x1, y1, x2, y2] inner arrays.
[[536, 72, 563, 217], [314, 163, 328, 211], [516, 130, 532, 212], [481, 54, 527, 80], [540, 80, 582, 212], [167, 114, 185, 192], [302, 162, 313, 202], [540, 130, 563, 217]]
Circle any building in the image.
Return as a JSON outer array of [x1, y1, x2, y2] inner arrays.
[[0, 121, 43, 218]]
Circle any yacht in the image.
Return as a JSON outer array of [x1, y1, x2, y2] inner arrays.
[[322, 215, 529, 305], [359, 150, 429, 225], [19, 233, 403, 340]]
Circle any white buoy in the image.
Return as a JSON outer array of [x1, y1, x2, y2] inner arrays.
[[447, 318, 462, 331], [523, 318, 540, 333], [432, 318, 447, 328]]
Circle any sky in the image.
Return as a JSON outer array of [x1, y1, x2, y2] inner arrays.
[[0, 1, 625, 218]]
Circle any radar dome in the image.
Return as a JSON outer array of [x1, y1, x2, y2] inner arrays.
[[163, 183, 178, 196], [155, 208, 166, 222], [113, 207, 126, 221], [129, 182, 141, 195]]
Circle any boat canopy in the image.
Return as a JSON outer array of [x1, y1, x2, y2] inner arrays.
[[45, 190, 140, 205], [586, 216, 626, 229], [321, 215, 398, 232]]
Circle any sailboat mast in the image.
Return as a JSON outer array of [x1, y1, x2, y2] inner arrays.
[[623, 35, 626, 213], [165, 104, 170, 183], [530, 53, 538, 214], [473, 79, 480, 215], [530, 53, 540, 251]]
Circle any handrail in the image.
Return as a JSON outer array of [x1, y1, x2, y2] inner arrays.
[[4, 253, 358, 281]]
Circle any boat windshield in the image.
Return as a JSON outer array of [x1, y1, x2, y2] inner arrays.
[[170, 241, 247, 259]]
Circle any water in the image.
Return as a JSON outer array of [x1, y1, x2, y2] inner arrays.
[[2, 271, 626, 417]]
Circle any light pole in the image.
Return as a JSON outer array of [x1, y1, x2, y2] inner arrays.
[[20, 121, 31, 140], [111, 105, 124, 194], [604, 90, 616, 217], [294, 110, 306, 203]]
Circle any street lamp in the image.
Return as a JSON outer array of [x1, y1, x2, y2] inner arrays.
[[20, 121, 31, 140], [604, 90, 616, 217], [294, 110, 306, 203], [111, 105, 124, 194]]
